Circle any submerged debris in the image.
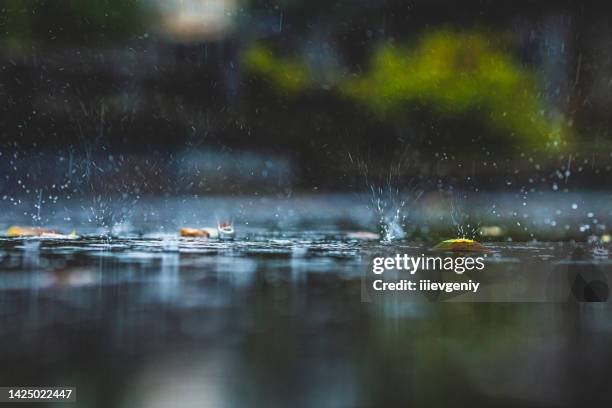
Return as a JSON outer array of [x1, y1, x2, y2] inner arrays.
[[431, 238, 487, 252], [6, 226, 77, 239]]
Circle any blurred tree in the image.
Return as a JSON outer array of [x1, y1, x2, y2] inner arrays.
[[343, 29, 569, 148], [244, 44, 313, 94], [244, 29, 572, 148]]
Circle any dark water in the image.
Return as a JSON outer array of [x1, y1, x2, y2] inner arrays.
[[1, 197, 612, 407]]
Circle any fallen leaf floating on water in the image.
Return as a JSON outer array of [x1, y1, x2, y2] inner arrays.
[[431, 238, 488, 252], [6, 226, 77, 239], [180, 224, 234, 240], [7, 226, 53, 237], [179, 228, 211, 238]]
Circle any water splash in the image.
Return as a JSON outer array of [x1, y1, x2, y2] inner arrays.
[[354, 151, 422, 243], [370, 184, 421, 243], [448, 191, 481, 239]]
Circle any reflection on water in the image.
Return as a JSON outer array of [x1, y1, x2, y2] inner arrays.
[[1, 232, 612, 406]]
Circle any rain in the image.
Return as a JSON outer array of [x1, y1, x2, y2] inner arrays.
[[1, 1, 612, 407]]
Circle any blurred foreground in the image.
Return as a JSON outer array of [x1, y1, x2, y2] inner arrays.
[[1, 226, 612, 407]]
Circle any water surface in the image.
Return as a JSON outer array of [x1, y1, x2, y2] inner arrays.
[[0, 197, 611, 407]]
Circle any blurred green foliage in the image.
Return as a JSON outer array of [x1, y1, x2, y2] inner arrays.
[[0, 0, 147, 47], [244, 44, 313, 94], [245, 29, 571, 147], [344, 30, 568, 147]]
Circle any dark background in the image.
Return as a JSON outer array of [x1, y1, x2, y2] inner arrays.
[[2, 0, 612, 192]]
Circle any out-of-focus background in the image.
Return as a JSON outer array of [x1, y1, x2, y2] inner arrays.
[[2, 0, 612, 195], [4, 4, 612, 408]]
